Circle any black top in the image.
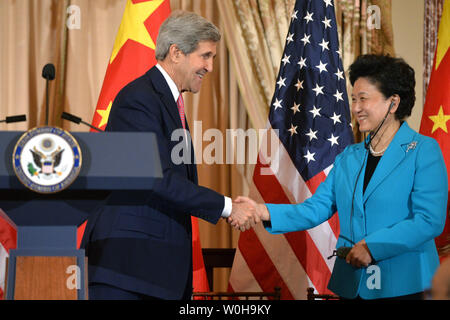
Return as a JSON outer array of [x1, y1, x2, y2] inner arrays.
[[363, 152, 382, 194]]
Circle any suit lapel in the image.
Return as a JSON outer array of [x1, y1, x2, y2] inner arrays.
[[363, 122, 415, 203], [184, 120, 198, 183], [146, 67, 184, 129], [353, 144, 368, 215], [146, 67, 197, 182]]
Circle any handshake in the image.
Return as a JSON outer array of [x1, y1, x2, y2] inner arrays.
[[226, 196, 270, 232]]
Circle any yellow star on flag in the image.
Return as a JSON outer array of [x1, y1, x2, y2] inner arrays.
[[96, 101, 112, 128], [110, 0, 164, 64], [429, 105, 450, 133]]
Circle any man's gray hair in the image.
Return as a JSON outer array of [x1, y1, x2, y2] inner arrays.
[[155, 11, 221, 61]]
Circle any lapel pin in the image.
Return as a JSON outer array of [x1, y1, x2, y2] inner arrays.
[[406, 141, 417, 153]]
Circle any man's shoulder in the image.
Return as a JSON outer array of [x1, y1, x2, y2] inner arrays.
[[116, 68, 159, 101], [123, 69, 153, 91]]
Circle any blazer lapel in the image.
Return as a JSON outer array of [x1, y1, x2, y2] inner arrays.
[[146, 67, 197, 182], [353, 143, 368, 216], [184, 120, 198, 183], [363, 122, 415, 203], [146, 67, 184, 129]]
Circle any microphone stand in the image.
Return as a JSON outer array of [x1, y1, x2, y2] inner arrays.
[[61, 112, 104, 132], [45, 79, 50, 126], [42, 63, 55, 126]]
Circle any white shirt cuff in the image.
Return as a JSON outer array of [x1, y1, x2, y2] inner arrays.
[[221, 196, 232, 218]]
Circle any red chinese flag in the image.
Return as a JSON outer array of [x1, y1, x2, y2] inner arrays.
[[419, 0, 450, 259], [91, 0, 171, 130], [89, 0, 209, 293]]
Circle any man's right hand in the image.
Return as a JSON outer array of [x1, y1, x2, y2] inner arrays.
[[227, 200, 260, 232], [234, 196, 270, 222]]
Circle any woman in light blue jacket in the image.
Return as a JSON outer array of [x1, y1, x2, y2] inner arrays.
[[235, 55, 448, 299]]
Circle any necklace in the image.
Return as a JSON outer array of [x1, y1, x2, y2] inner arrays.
[[369, 144, 387, 156], [369, 122, 400, 156]]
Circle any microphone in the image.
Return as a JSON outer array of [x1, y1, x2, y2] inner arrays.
[[61, 112, 104, 132], [42, 63, 56, 80], [364, 100, 396, 150], [327, 235, 355, 260], [42, 63, 56, 126], [0, 114, 27, 124], [327, 247, 353, 260]]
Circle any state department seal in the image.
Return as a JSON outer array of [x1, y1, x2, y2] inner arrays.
[[12, 126, 82, 194]]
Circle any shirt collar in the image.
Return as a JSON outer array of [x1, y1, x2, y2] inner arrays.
[[156, 63, 180, 103]]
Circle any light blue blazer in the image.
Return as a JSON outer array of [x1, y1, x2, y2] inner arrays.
[[265, 122, 448, 299]]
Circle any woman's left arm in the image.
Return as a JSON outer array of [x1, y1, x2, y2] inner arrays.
[[365, 138, 448, 262]]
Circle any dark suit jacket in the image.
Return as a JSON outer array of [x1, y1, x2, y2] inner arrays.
[[81, 66, 224, 299]]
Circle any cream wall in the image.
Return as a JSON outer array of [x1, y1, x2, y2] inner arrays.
[[391, 0, 425, 131]]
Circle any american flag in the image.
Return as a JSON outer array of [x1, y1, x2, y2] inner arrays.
[[229, 0, 354, 299]]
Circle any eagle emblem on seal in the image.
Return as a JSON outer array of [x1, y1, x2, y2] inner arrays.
[[29, 146, 65, 177]]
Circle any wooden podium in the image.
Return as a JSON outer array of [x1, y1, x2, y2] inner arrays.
[[5, 225, 87, 300]]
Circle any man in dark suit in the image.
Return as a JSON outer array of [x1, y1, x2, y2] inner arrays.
[[82, 11, 258, 300]]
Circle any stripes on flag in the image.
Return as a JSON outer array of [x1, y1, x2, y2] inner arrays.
[[229, 0, 354, 299]]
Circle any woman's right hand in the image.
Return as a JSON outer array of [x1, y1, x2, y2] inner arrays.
[[234, 196, 270, 221]]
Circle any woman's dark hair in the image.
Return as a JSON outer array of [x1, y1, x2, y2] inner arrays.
[[349, 54, 416, 120]]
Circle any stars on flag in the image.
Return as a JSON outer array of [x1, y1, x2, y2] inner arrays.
[[309, 106, 322, 118], [318, 39, 330, 51], [294, 79, 304, 91], [273, 98, 283, 110], [330, 112, 342, 124], [312, 83, 324, 96], [333, 89, 344, 102], [335, 69, 344, 80], [277, 76, 287, 89], [306, 128, 318, 141], [304, 11, 314, 23], [109, 0, 162, 63], [288, 124, 298, 136], [323, 0, 333, 7], [298, 57, 307, 69], [429, 105, 450, 133], [286, 32, 295, 44], [291, 102, 301, 114], [96, 101, 113, 128], [268, 0, 353, 173], [322, 17, 332, 29], [301, 33, 311, 46], [304, 150, 316, 163], [327, 134, 339, 146], [316, 60, 328, 73], [282, 54, 291, 66]]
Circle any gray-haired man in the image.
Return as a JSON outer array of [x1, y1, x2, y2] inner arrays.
[[82, 11, 258, 300]]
